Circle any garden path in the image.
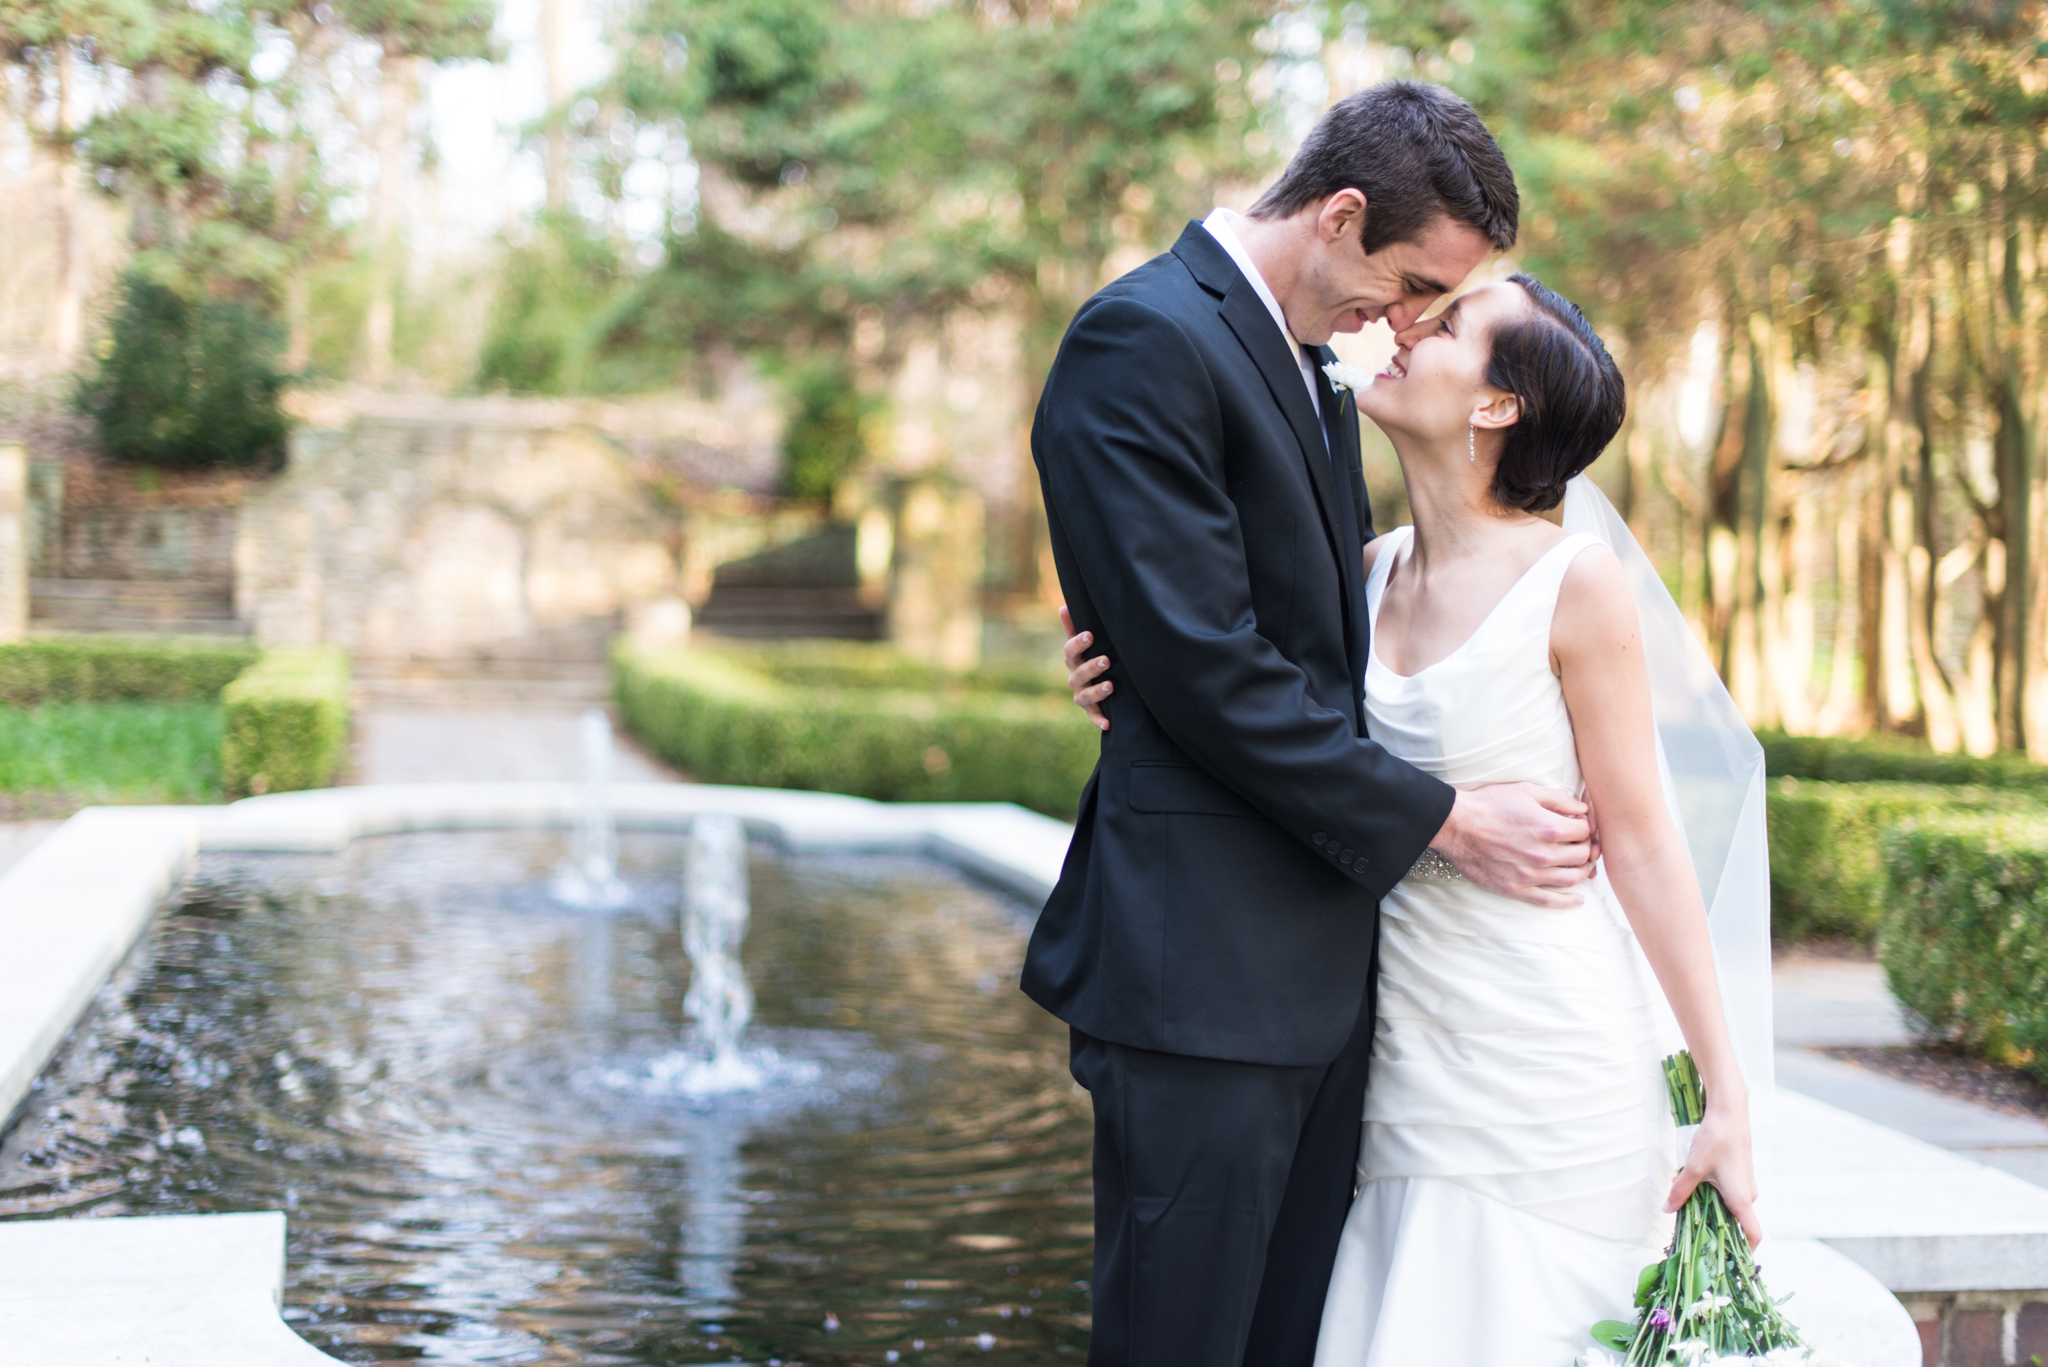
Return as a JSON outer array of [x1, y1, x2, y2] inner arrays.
[[345, 664, 678, 785], [349, 704, 678, 784], [1774, 953, 2048, 1190]]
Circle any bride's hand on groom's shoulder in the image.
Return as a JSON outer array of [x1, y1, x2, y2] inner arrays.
[[1061, 607, 1113, 732], [1430, 784, 1600, 908], [1667, 1102, 1763, 1249]]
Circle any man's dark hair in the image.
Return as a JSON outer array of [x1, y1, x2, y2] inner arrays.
[[1248, 81, 1518, 253], [1485, 274, 1625, 513]]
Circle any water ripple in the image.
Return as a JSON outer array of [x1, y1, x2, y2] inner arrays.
[[0, 832, 1095, 1365]]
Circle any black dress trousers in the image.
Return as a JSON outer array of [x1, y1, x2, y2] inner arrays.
[[1069, 970, 1377, 1367]]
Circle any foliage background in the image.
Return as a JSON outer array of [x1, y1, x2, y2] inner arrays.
[[12, 0, 2048, 758]]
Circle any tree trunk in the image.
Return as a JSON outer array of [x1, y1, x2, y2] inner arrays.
[[1994, 222, 2033, 752], [363, 45, 417, 385], [285, 272, 312, 374], [1817, 472, 1864, 732], [541, 0, 571, 213], [50, 42, 85, 360]]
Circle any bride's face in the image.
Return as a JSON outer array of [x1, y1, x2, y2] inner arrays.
[[1356, 281, 1526, 449]]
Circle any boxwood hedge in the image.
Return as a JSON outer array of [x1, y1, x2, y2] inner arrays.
[[0, 634, 258, 705], [1881, 812, 2048, 1079], [1766, 779, 2038, 943], [219, 645, 352, 797], [1760, 730, 2048, 790], [614, 641, 1098, 818]]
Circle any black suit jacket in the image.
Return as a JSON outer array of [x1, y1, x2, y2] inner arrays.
[[1022, 222, 1456, 1067]]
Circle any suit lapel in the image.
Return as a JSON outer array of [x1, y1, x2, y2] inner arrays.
[[1214, 285, 1349, 582]]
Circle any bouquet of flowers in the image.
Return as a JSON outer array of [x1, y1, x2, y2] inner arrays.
[[1583, 1052, 1809, 1367]]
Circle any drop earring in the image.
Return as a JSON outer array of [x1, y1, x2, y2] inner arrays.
[[1468, 425, 1476, 463]]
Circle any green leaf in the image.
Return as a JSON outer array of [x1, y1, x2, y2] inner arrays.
[[1634, 1261, 1663, 1307], [1591, 1320, 1636, 1350]]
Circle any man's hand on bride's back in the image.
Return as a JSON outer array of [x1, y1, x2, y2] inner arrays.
[[1061, 607, 1113, 732], [1432, 784, 1598, 907]]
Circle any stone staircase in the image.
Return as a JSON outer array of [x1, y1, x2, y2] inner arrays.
[[349, 618, 618, 706], [29, 577, 248, 636], [351, 658, 613, 707], [693, 524, 886, 640]]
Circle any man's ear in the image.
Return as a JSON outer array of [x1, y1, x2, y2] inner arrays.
[[1471, 391, 1521, 431], [1317, 189, 1368, 245]]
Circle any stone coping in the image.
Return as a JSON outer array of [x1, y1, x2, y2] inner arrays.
[[1773, 1088, 2048, 1293], [0, 783, 1925, 1364], [0, 1212, 336, 1365]]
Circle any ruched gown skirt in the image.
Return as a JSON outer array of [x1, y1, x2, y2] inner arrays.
[[1310, 872, 1675, 1366]]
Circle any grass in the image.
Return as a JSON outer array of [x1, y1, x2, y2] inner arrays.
[[0, 702, 226, 810]]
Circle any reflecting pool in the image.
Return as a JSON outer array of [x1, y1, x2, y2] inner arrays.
[[0, 830, 1094, 1364]]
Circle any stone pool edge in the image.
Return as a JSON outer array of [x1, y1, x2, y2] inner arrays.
[[0, 784, 1921, 1366]]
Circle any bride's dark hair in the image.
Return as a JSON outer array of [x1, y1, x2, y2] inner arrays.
[[1485, 274, 1625, 513]]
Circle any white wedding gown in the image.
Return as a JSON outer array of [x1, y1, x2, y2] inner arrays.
[[1313, 525, 1678, 1367]]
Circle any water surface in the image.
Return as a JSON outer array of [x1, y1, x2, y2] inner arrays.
[[0, 830, 1094, 1365]]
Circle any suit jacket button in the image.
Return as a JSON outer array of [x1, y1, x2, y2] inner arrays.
[[1312, 832, 1327, 845], [1340, 848, 1354, 862]]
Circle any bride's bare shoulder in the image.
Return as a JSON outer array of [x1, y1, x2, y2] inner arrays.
[[1550, 540, 1634, 661]]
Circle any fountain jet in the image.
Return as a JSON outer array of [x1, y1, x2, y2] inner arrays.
[[552, 709, 632, 909], [677, 814, 761, 1094]]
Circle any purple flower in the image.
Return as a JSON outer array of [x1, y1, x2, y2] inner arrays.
[[1649, 1307, 1674, 1331]]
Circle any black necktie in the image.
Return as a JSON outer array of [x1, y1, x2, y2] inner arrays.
[[1306, 343, 1348, 477]]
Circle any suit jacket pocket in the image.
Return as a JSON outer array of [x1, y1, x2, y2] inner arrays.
[[1127, 762, 1259, 819]]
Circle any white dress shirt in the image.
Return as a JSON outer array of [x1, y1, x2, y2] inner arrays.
[[1201, 207, 1324, 425]]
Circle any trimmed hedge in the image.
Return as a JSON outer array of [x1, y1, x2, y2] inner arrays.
[[1767, 779, 2038, 943], [712, 637, 1065, 697], [0, 634, 258, 705], [614, 641, 1098, 817], [220, 645, 352, 797], [1882, 813, 2048, 1079], [1760, 730, 2048, 790]]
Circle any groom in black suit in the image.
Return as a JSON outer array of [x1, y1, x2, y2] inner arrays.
[[1026, 83, 1599, 1365]]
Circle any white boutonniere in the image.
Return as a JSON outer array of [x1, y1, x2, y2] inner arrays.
[[1322, 361, 1374, 394]]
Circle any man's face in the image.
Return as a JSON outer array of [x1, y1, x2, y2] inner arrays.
[[1285, 191, 1496, 345]]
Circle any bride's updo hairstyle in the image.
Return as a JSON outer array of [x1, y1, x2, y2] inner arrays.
[[1485, 274, 1625, 513]]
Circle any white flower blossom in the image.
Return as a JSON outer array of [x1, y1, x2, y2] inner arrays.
[[1322, 360, 1375, 393]]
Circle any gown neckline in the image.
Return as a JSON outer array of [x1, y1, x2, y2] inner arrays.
[[1366, 527, 1593, 682]]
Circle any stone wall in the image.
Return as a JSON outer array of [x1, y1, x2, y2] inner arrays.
[[237, 414, 679, 664]]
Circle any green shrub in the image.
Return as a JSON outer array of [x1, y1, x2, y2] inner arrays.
[[717, 638, 1064, 696], [1767, 779, 2040, 943], [1881, 813, 2048, 1079], [77, 274, 290, 470], [220, 646, 352, 798], [1760, 730, 2048, 790], [780, 361, 881, 500], [614, 641, 1099, 817], [0, 702, 224, 805], [0, 634, 259, 706]]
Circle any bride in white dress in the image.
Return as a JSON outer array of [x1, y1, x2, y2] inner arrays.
[[1066, 273, 1763, 1366]]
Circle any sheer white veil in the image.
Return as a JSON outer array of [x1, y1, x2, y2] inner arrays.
[[1560, 476, 1775, 1138]]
